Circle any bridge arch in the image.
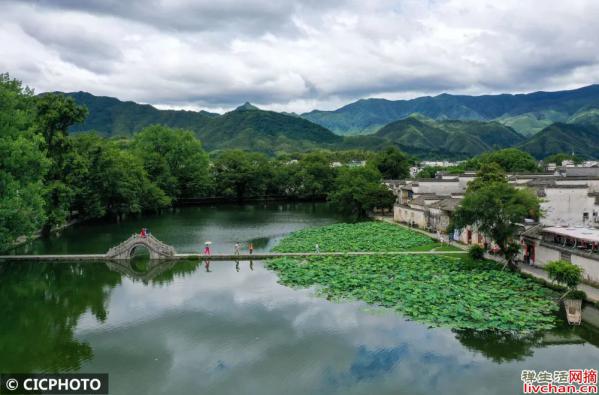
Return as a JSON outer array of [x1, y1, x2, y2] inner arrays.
[[106, 234, 176, 261]]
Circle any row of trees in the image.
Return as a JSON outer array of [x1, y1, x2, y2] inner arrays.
[[1, 74, 402, 251], [417, 148, 542, 178], [417, 147, 592, 179]]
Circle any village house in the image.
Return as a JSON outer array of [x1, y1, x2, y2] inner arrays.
[[385, 167, 599, 285], [522, 225, 599, 285]]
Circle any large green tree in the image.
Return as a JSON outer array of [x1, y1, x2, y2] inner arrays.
[[372, 146, 411, 179], [292, 152, 337, 199], [132, 125, 211, 200], [0, 74, 50, 251], [69, 134, 170, 221], [35, 93, 88, 234], [212, 150, 274, 200], [465, 148, 539, 173], [329, 166, 395, 218], [451, 164, 540, 270]]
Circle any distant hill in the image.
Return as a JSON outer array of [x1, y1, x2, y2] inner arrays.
[[566, 106, 599, 127], [194, 105, 342, 153], [371, 116, 525, 157], [65, 91, 218, 136], [60, 90, 599, 159], [518, 122, 599, 159], [302, 84, 599, 136], [62, 92, 340, 154]]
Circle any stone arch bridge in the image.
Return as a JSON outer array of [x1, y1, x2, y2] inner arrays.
[[105, 234, 176, 260]]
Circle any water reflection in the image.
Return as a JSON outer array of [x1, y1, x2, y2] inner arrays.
[[106, 257, 202, 285], [452, 330, 543, 363], [0, 261, 120, 373], [453, 315, 599, 363], [1, 258, 598, 395]]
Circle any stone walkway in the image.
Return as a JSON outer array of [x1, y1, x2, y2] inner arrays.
[[0, 250, 467, 262]]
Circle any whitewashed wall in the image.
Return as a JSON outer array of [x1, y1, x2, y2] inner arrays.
[[541, 187, 598, 226]]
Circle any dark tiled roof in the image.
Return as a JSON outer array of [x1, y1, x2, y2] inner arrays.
[[430, 197, 462, 212]]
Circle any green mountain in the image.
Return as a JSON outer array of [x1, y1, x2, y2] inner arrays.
[[62, 92, 340, 154], [302, 84, 599, 136], [66, 91, 218, 136], [495, 110, 568, 136], [194, 105, 342, 153], [518, 122, 599, 159], [566, 106, 599, 127], [61, 91, 599, 159], [370, 116, 525, 157]]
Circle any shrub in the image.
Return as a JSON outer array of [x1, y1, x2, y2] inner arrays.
[[468, 245, 485, 261], [545, 260, 583, 290], [567, 290, 587, 300]]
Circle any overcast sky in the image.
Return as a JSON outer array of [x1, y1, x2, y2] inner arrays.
[[1, 0, 598, 113]]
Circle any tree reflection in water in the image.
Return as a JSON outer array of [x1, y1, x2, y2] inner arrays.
[[453, 316, 599, 363], [0, 261, 121, 373], [0, 258, 203, 373]]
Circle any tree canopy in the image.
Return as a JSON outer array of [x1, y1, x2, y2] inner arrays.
[[328, 166, 395, 218], [464, 148, 539, 173], [372, 146, 411, 179], [132, 125, 211, 200], [0, 74, 49, 251], [450, 163, 540, 270]]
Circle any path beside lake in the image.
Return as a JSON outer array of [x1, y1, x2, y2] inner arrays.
[[375, 215, 599, 303]]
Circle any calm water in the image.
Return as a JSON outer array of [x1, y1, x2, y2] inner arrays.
[[1, 202, 598, 395]]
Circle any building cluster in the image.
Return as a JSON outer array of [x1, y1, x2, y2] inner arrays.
[[384, 164, 599, 285]]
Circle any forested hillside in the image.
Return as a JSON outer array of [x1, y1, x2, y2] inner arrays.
[[61, 90, 599, 159], [62, 93, 340, 155], [302, 84, 599, 136]]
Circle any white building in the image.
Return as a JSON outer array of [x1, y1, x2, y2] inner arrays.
[[522, 226, 599, 285]]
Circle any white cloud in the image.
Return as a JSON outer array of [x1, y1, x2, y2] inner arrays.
[[1, 0, 598, 113]]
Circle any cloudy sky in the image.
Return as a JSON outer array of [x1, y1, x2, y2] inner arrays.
[[1, 0, 598, 113]]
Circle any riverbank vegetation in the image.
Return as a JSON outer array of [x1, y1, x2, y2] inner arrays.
[[273, 222, 432, 252], [0, 74, 397, 251], [267, 222, 558, 331]]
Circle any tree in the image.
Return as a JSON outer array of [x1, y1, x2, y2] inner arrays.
[[465, 148, 539, 173], [545, 260, 583, 299], [132, 125, 211, 200], [543, 153, 582, 166], [0, 74, 49, 251], [69, 134, 170, 221], [294, 152, 337, 199], [328, 166, 395, 218], [450, 165, 540, 271], [372, 146, 411, 179], [34, 93, 87, 234], [466, 162, 507, 191], [417, 165, 464, 179], [212, 150, 273, 200]]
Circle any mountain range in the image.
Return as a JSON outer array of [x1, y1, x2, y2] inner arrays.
[[60, 86, 599, 159], [301, 84, 599, 137], [65, 92, 340, 154]]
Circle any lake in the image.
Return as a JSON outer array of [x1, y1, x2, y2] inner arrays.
[[1, 202, 598, 395]]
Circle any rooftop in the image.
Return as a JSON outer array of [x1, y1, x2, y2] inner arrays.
[[430, 197, 462, 212], [543, 227, 599, 243]]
